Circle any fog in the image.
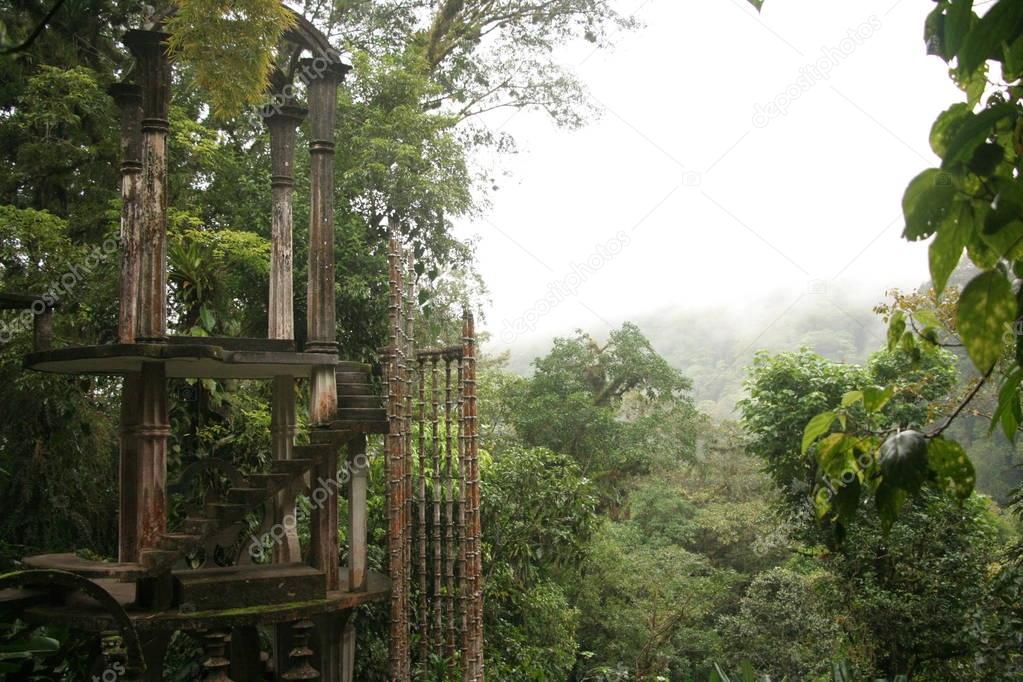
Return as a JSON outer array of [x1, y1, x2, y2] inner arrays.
[[454, 0, 959, 369]]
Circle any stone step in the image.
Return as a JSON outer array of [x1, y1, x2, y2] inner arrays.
[[156, 532, 202, 552], [336, 371, 373, 384], [336, 361, 372, 374], [180, 516, 218, 536], [140, 548, 179, 572], [173, 563, 326, 611], [227, 487, 269, 506], [336, 408, 386, 422], [293, 443, 336, 459], [246, 472, 292, 491], [339, 394, 383, 409], [205, 502, 247, 520], [271, 458, 315, 475], [309, 428, 355, 445]]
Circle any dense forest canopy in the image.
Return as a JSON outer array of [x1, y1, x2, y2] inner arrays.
[[2, 0, 1023, 680]]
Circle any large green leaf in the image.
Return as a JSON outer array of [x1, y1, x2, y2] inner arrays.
[[818, 433, 856, 483], [831, 476, 861, 524], [942, 104, 1016, 167], [0, 635, 60, 656], [903, 169, 957, 241], [927, 436, 975, 499], [944, 0, 975, 58], [863, 385, 895, 413], [991, 368, 1023, 440], [802, 411, 836, 455], [957, 270, 1015, 372], [876, 479, 908, 529], [958, 0, 1023, 74], [887, 310, 906, 351], [930, 103, 972, 157], [929, 205, 969, 297], [879, 430, 929, 494], [983, 179, 1023, 260]]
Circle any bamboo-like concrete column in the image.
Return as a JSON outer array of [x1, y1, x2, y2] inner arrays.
[[430, 356, 442, 657], [386, 231, 409, 680], [457, 353, 468, 668], [266, 98, 306, 564], [444, 356, 456, 661], [403, 251, 416, 669], [305, 56, 346, 592], [122, 30, 171, 567], [462, 312, 484, 681], [417, 355, 429, 663]]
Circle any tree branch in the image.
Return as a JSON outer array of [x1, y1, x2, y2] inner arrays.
[[1, 0, 67, 55]]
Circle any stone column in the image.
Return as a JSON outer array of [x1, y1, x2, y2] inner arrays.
[[304, 57, 348, 592], [124, 30, 170, 341], [110, 82, 145, 565], [120, 31, 171, 565], [266, 101, 307, 564], [109, 82, 143, 345]]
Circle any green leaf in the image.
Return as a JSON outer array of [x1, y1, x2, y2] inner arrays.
[[913, 308, 941, 329], [929, 205, 968, 297], [832, 476, 861, 524], [925, 6, 947, 58], [876, 479, 908, 529], [968, 142, 1004, 176], [966, 223, 1001, 268], [991, 368, 1023, 440], [863, 385, 895, 413], [983, 180, 1023, 259], [903, 169, 957, 241], [942, 104, 1016, 167], [958, 0, 1023, 74], [957, 270, 1015, 372], [1004, 33, 1023, 81], [888, 310, 906, 351], [746, 0, 764, 11], [841, 390, 864, 408], [930, 103, 972, 157], [944, 0, 974, 58], [0, 636, 60, 655], [802, 411, 836, 455], [818, 433, 855, 483], [879, 430, 929, 494], [927, 436, 975, 499]]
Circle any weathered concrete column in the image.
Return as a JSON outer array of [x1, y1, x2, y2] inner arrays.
[[121, 30, 170, 565], [109, 82, 143, 344], [303, 57, 347, 363], [347, 435, 368, 592], [266, 101, 306, 564], [304, 57, 348, 593], [110, 82, 145, 565], [124, 29, 169, 340]]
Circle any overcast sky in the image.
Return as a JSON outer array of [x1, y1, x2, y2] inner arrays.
[[453, 0, 960, 351]]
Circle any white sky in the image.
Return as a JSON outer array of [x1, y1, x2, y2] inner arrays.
[[453, 0, 961, 350]]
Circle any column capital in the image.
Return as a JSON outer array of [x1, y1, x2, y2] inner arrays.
[[123, 29, 171, 129]]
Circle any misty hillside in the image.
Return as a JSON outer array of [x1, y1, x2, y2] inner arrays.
[[494, 286, 888, 418]]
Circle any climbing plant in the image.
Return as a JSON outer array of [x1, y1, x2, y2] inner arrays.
[[750, 0, 1023, 529]]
